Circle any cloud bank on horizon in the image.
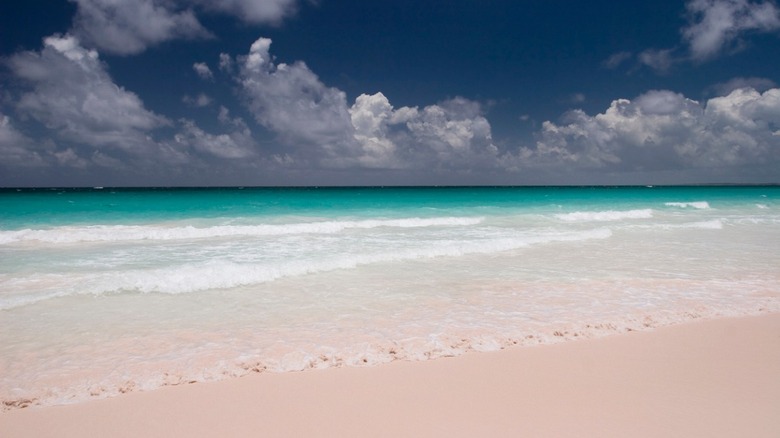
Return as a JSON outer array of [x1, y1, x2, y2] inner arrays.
[[1, 0, 779, 185]]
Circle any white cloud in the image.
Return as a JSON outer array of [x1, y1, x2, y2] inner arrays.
[[193, 62, 213, 79], [711, 76, 777, 95], [182, 93, 212, 107], [348, 92, 401, 168], [237, 37, 358, 161], [69, 0, 212, 55], [219, 53, 234, 72], [705, 87, 780, 129], [346, 93, 497, 169], [8, 34, 170, 151], [67, 0, 302, 55], [403, 97, 497, 165], [174, 119, 255, 159], [191, 0, 298, 24], [635, 1, 780, 74], [683, 0, 780, 60], [235, 37, 497, 170], [2, 34, 235, 172], [509, 87, 780, 172], [603, 51, 633, 69], [6, 32, 777, 183], [0, 113, 46, 167], [638, 48, 676, 74], [217, 106, 233, 124]]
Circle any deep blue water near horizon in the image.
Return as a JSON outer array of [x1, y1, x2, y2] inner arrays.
[[1, 185, 779, 409]]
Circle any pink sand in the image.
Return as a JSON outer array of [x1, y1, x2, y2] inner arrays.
[[2, 313, 779, 437]]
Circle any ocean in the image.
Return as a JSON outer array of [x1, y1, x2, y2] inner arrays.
[[1, 186, 779, 408]]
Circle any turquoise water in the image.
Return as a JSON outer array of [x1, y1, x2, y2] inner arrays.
[[2, 185, 775, 227], [1, 186, 779, 408]]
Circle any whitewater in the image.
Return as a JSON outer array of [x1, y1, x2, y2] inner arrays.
[[1, 186, 779, 409]]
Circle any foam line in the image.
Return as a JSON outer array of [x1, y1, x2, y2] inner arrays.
[[664, 201, 710, 209], [0, 228, 612, 309], [0, 217, 484, 245], [554, 209, 653, 222]]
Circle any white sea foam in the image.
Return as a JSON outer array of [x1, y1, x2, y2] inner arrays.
[[554, 209, 653, 222], [0, 216, 484, 245], [756, 204, 768, 209], [664, 201, 710, 209], [0, 227, 612, 310], [678, 219, 723, 229], [639, 219, 724, 230]]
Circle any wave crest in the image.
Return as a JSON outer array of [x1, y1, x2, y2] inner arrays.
[[554, 209, 653, 222], [0, 217, 484, 245], [0, 227, 612, 309], [665, 201, 710, 209]]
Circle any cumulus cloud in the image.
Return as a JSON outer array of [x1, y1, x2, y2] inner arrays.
[[347, 92, 402, 168], [193, 62, 213, 79], [632, 1, 780, 74], [69, 0, 212, 55], [7, 34, 170, 151], [9, 29, 775, 184], [0, 112, 46, 167], [3, 33, 262, 178], [711, 76, 777, 95], [191, 0, 298, 24], [4, 32, 501, 183], [682, 0, 780, 60], [67, 0, 302, 55], [174, 118, 255, 159], [237, 37, 356, 162], [508, 87, 780, 172], [402, 97, 497, 165], [346, 93, 497, 169], [235, 37, 497, 169]]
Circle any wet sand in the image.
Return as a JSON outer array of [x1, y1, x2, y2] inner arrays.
[[2, 313, 779, 437]]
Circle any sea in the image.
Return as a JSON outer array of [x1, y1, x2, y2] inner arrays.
[[1, 186, 779, 409]]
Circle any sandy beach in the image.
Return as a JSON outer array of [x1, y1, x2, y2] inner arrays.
[[2, 312, 779, 437]]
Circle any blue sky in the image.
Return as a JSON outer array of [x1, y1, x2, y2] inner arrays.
[[1, 0, 779, 186]]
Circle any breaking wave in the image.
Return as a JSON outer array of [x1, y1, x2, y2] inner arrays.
[[0, 217, 484, 245], [554, 209, 653, 222], [0, 227, 612, 310], [665, 201, 710, 209]]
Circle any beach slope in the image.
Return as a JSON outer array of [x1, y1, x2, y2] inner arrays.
[[2, 313, 779, 437]]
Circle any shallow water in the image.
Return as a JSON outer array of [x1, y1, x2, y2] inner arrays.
[[1, 186, 779, 408]]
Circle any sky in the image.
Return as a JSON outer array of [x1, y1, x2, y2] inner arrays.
[[1, 0, 779, 186]]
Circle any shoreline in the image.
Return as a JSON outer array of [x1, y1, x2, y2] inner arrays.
[[2, 312, 779, 437]]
